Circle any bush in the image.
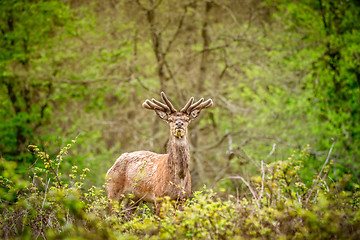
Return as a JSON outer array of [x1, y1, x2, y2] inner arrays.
[[0, 140, 359, 239]]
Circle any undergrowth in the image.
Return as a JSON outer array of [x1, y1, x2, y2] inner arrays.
[[1, 140, 360, 239]]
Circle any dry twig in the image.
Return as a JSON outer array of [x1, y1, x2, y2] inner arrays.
[[305, 139, 336, 204]]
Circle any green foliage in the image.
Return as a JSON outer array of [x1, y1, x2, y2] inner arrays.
[[0, 0, 74, 161], [1, 0, 360, 238], [1, 141, 360, 239], [264, 0, 360, 170], [1, 0, 360, 187]]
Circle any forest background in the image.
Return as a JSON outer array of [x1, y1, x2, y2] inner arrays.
[[0, 0, 360, 238]]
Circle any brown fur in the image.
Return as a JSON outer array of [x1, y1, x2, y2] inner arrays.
[[105, 93, 212, 215]]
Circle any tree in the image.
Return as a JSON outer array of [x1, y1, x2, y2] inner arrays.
[[0, 0, 73, 161]]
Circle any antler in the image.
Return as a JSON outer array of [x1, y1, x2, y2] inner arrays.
[[181, 97, 213, 114], [143, 92, 212, 115], [180, 97, 194, 113], [142, 91, 177, 113]]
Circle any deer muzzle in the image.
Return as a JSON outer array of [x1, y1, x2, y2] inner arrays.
[[174, 128, 185, 138]]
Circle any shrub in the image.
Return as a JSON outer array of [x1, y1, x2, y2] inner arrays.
[[0, 140, 359, 239]]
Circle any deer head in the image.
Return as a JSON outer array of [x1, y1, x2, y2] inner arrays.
[[142, 92, 213, 139]]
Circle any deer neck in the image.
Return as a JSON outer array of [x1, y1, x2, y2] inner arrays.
[[167, 132, 190, 181]]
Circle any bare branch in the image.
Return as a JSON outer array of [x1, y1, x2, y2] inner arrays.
[[258, 161, 265, 201], [193, 130, 244, 153], [318, 139, 336, 180], [238, 146, 260, 168], [164, 4, 188, 54], [305, 139, 336, 204], [221, 176, 260, 208], [265, 143, 277, 160], [198, 1, 212, 93]]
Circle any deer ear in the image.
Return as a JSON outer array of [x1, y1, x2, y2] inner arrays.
[[189, 109, 201, 120], [155, 109, 170, 121]]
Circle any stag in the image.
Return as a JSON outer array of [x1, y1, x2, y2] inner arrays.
[[105, 92, 213, 215]]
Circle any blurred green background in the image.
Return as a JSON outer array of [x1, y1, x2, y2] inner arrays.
[[1, 0, 359, 190]]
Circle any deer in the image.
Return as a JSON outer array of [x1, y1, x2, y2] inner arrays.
[[105, 92, 213, 216]]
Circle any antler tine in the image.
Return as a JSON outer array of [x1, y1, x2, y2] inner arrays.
[[144, 99, 166, 112], [142, 101, 152, 109], [180, 97, 194, 113], [161, 91, 177, 113], [186, 98, 204, 113], [194, 99, 213, 110], [143, 99, 166, 111], [151, 98, 171, 113]]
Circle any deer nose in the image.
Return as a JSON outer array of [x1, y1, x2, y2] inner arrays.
[[176, 120, 183, 128]]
